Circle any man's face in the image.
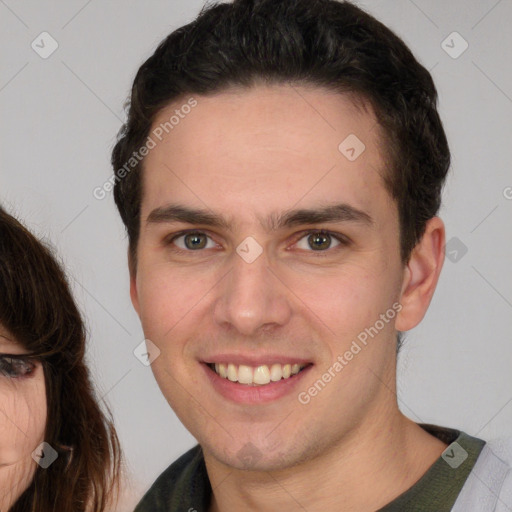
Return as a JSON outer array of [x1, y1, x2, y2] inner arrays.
[[131, 85, 408, 470]]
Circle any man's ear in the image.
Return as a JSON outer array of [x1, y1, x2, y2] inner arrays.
[[395, 216, 445, 332], [129, 249, 140, 315]]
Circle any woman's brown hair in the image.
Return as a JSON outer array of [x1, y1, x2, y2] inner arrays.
[[0, 205, 121, 511]]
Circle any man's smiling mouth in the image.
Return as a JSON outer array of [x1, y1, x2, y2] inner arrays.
[[206, 362, 311, 386]]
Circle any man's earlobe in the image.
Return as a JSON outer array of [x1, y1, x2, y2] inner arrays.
[[395, 217, 445, 332]]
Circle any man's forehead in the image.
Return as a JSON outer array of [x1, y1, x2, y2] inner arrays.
[[150, 85, 378, 148], [141, 84, 390, 228]]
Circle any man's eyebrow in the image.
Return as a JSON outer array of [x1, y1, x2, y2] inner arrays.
[[146, 203, 373, 231]]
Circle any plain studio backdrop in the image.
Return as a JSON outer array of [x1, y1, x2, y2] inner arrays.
[[1, 0, 511, 504]]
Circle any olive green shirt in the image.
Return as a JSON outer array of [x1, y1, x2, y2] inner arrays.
[[134, 424, 485, 511]]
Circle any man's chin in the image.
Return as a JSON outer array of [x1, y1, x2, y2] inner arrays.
[[201, 437, 313, 473]]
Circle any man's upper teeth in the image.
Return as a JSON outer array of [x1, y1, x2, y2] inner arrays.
[[213, 363, 305, 385]]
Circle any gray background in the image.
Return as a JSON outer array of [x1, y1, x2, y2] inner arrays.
[[1, 0, 511, 505]]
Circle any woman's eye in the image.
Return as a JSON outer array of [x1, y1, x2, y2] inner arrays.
[[0, 356, 36, 378], [294, 231, 344, 252]]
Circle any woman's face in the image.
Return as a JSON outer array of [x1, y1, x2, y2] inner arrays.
[[0, 326, 47, 509]]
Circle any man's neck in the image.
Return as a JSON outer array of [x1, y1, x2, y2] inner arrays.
[[204, 412, 447, 512]]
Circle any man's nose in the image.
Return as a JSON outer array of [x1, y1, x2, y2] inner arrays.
[[213, 247, 292, 336]]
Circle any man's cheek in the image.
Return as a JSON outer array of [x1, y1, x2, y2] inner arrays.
[[140, 281, 214, 342]]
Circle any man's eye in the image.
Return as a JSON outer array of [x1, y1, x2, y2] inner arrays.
[[170, 231, 217, 251], [294, 230, 347, 252], [0, 355, 36, 378], [166, 229, 349, 254]]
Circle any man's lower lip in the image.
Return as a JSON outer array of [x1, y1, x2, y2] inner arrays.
[[202, 363, 313, 404]]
